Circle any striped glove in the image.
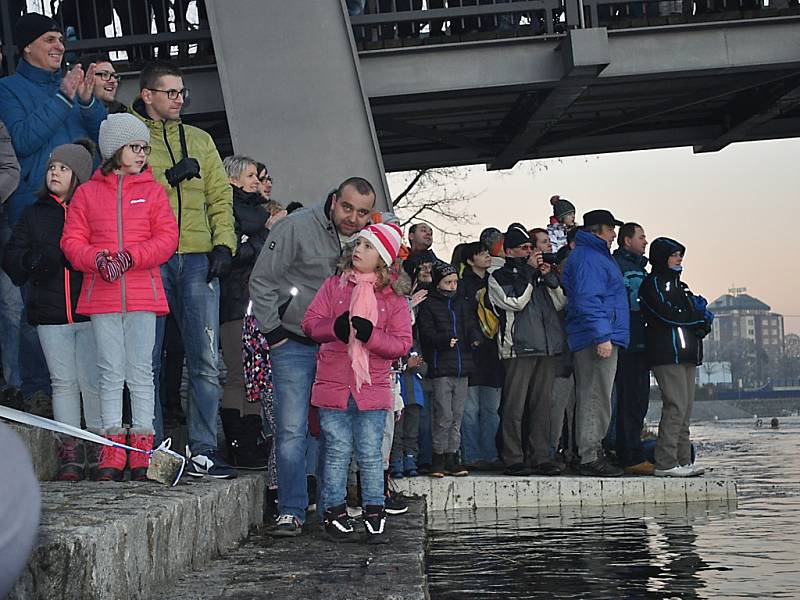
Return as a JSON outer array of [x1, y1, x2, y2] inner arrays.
[[96, 251, 127, 283], [113, 250, 133, 274]]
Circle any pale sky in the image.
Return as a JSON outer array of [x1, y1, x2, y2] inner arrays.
[[388, 137, 800, 334]]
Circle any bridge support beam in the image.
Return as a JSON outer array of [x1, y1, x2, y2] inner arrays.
[[205, 0, 390, 210]]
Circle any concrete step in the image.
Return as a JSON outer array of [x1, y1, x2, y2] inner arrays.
[[9, 474, 265, 600], [6, 423, 59, 481], [394, 473, 738, 512], [162, 499, 428, 600]]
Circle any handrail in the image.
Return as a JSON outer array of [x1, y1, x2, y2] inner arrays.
[[349, 1, 550, 25]]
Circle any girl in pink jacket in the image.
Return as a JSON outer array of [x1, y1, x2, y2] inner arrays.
[[61, 113, 178, 482], [302, 222, 412, 544]]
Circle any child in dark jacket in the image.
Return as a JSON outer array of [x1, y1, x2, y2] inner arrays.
[[2, 141, 101, 481], [389, 342, 427, 478], [416, 261, 482, 478], [301, 223, 412, 544]]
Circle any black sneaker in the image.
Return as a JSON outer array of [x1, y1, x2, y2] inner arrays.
[[578, 457, 624, 477], [504, 462, 534, 476], [323, 503, 358, 543], [185, 448, 238, 479], [363, 505, 388, 544], [536, 461, 563, 476], [272, 514, 303, 537]]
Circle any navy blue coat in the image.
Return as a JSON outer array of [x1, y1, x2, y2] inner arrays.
[[562, 230, 629, 353], [0, 59, 106, 226], [613, 248, 648, 353]]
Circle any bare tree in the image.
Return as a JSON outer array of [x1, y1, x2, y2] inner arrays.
[[388, 167, 480, 244]]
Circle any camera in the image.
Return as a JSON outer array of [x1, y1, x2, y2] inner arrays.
[[165, 157, 201, 187], [541, 252, 558, 264]]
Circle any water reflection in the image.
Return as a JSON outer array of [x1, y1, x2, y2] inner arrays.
[[427, 418, 800, 599]]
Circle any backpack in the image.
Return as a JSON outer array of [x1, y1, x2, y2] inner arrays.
[[476, 287, 499, 340]]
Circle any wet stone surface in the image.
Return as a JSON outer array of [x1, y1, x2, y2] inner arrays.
[[163, 499, 428, 600]]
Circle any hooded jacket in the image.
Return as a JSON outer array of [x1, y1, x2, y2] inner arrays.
[[562, 230, 629, 353], [61, 167, 179, 316], [249, 197, 344, 345], [613, 247, 648, 353], [638, 238, 709, 368], [220, 185, 269, 324], [301, 275, 412, 411], [2, 193, 88, 326], [130, 99, 235, 255], [0, 59, 106, 225], [416, 287, 482, 378], [488, 257, 566, 360]]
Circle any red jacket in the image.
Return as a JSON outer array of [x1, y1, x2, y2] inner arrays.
[[61, 167, 178, 316], [302, 275, 412, 412]]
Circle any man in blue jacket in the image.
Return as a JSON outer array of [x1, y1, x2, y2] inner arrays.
[[562, 210, 629, 477], [0, 12, 106, 407]]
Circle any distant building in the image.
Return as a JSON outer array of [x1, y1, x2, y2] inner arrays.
[[708, 289, 784, 356]]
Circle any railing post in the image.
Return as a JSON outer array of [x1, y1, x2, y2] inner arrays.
[[1, 0, 18, 75]]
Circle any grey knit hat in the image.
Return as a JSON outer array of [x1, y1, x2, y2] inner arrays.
[[99, 113, 150, 160], [48, 143, 94, 184]]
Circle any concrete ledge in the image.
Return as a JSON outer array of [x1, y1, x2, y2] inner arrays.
[[394, 474, 737, 512], [6, 422, 59, 481], [9, 474, 265, 600]]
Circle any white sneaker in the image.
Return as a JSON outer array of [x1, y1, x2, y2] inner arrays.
[[654, 465, 693, 478], [680, 464, 705, 477]]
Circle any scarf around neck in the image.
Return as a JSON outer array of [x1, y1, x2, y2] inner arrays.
[[342, 270, 379, 391]]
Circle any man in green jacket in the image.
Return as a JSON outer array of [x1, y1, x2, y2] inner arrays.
[[132, 61, 237, 478]]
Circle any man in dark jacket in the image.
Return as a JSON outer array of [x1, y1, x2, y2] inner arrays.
[[639, 237, 710, 477], [562, 210, 629, 477], [488, 224, 566, 476], [458, 242, 504, 469], [612, 222, 652, 475], [249, 177, 375, 536]]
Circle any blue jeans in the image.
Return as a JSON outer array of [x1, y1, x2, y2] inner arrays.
[[93, 312, 157, 432], [614, 351, 651, 467], [319, 397, 386, 511], [460, 385, 501, 464], [153, 254, 221, 452], [270, 339, 319, 522], [37, 322, 102, 431]]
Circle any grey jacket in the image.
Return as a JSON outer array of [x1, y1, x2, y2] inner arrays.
[[249, 198, 342, 345], [0, 121, 20, 204]]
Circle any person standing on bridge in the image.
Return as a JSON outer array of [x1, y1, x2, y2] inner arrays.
[[562, 210, 629, 477], [639, 237, 712, 478], [249, 177, 376, 536], [408, 222, 435, 258]]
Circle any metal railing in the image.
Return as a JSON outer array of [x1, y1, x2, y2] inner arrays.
[[1, 0, 214, 75], [348, 0, 799, 46]]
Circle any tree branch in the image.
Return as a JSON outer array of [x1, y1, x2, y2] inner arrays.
[[392, 169, 428, 207]]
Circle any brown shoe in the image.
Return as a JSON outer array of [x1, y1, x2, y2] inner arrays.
[[624, 461, 655, 476]]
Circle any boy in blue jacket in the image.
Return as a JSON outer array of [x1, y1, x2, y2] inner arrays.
[[562, 210, 629, 477]]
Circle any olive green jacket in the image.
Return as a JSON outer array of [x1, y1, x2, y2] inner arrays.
[[131, 100, 235, 254]]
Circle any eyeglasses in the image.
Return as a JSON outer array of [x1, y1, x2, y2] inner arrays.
[[128, 144, 152, 155], [95, 71, 120, 82], [147, 87, 189, 101], [259, 175, 273, 184]]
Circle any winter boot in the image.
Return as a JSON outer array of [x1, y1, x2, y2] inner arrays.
[[323, 502, 358, 543], [403, 452, 418, 477], [389, 455, 405, 479], [237, 414, 269, 470], [56, 436, 86, 481], [220, 408, 243, 465], [1, 386, 25, 410], [445, 452, 469, 477], [128, 430, 155, 482], [430, 453, 447, 478], [96, 429, 127, 481], [85, 436, 102, 480], [364, 505, 389, 545]]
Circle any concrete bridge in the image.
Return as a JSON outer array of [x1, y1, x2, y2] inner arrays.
[[3, 1, 799, 209]]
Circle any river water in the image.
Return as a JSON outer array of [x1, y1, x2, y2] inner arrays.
[[426, 417, 800, 599]]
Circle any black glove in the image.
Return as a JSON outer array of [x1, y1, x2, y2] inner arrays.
[[333, 311, 350, 343], [351, 316, 374, 343], [206, 245, 233, 282]]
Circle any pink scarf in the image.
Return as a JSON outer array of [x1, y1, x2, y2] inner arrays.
[[342, 270, 378, 391]]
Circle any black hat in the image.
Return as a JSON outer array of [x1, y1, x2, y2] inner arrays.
[[432, 260, 457, 289], [551, 197, 576, 220], [14, 13, 61, 52], [503, 223, 533, 250], [582, 209, 623, 228]]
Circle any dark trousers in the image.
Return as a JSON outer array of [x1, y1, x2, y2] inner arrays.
[[390, 403, 421, 462], [614, 351, 651, 467]]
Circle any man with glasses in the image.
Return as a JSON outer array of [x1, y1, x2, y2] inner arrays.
[[132, 61, 237, 479], [0, 13, 106, 414], [79, 53, 126, 114]]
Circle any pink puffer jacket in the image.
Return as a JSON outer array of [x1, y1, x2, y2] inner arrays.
[[61, 167, 178, 316], [302, 275, 412, 411]]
